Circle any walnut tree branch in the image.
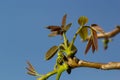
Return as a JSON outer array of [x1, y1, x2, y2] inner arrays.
[[67, 57, 120, 70], [87, 25, 120, 40]]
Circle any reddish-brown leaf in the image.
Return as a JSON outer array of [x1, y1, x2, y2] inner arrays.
[[85, 36, 93, 54], [91, 29, 98, 51], [46, 26, 63, 37], [61, 14, 67, 28], [91, 24, 105, 34], [46, 26, 61, 31], [92, 42, 95, 53]]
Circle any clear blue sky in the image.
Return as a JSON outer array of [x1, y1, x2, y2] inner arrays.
[[0, 0, 120, 80]]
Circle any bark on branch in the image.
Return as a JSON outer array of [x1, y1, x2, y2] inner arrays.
[[67, 57, 120, 70], [87, 25, 120, 40]]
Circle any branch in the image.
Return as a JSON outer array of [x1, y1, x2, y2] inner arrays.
[[86, 25, 120, 40], [67, 57, 120, 70]]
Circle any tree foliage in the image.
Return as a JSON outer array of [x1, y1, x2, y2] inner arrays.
[[26, 14, 120, 80]]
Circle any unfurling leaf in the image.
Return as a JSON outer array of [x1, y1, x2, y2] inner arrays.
[[78, 16, 88, 26], [26, 61, 38, 76], [78, 27, 88, 41], [45, 46, 58, 60], [91, 24, 105, 34], [46, 14, 71, 37]]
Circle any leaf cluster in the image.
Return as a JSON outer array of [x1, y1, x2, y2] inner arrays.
[[26, 14, 112, 80]]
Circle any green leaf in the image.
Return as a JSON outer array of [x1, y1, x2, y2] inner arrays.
[[78, 16, 88, 26], [45, 46, 58, 60], [78, 27, 88, 41]]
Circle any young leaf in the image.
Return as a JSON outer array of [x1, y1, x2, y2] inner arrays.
[[61, 14, 67, 28], [92, 41, 95, 53], [85, 36, 93, 54], [46, 26, 62, 37], [78, 27, 88, 41], [46, 26, 61, 31], [26, 61, 38, 76], [91, 29, 98, 51], [64, 23, 72, 32], [46, 14, 71, 37], [48, 31, 59, 37], [78, 16, 88, 26], [91, 24, 105, 34], [45, 46, 58, 60], [84, 29, 98, 54], [61, 14, 72, 32]]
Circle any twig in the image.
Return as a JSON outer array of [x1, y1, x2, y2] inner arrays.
[[86, 26, 120, 40]]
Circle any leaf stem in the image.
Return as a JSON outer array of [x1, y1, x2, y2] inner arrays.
[[69, 26, 82, 49], [63, 32, 68, 48]]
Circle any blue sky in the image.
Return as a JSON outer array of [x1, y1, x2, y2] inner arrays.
[[0, 0, 120, 80]]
